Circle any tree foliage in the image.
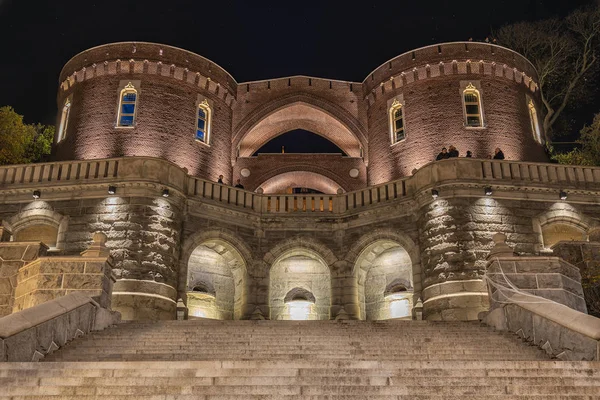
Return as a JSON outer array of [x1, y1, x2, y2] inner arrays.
[[495, 6, 600, 138], [554, 112, 600, 166], [0, 106, 54, 165]]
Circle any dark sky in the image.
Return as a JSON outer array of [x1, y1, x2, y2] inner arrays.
[[0, 0, 593, 130]]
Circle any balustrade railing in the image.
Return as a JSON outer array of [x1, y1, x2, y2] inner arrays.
[[2, 157, 600, 216]]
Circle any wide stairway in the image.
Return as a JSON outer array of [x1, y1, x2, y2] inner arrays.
[[2, 319, 600, 399]]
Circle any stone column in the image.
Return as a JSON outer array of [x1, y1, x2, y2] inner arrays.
[[330, 261, 360, 319], [418, 198, 490, 321]]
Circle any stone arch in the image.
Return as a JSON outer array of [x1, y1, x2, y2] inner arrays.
[[268, 246, 332, 320], [532, 207, 597, 251], [257, 170, 346, 194], [180, 229, 252, 320], [7, 202, 68, 251], [346, 229, 421, 321], [233, 94, 367, 159], [264, 236, 338, 267]]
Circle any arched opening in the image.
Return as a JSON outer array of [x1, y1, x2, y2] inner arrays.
[[354, 240, 414, 320], [14, 224, 59, 248], [258, 171, 343, 194], [542, 222, 588, 248], [269, 248, 331, 320], [238, 102, 362, 158], [253, 130, 347, 155], [186, 239, 247, 320]]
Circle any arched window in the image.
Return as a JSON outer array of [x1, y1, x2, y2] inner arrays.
[[389, 99, 405, 144], [528, 99, 542, 143], [463, 83, 483, 127], [117, 82, 138, 127], [57, 99, 71, 143], [196, 100, 211, 144]]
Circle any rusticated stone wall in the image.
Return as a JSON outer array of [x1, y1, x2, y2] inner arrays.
[[552, 241, 600, 317], [0, 243, 47, 317]]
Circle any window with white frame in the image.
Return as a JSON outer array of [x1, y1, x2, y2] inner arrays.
[[196, 100, 211, 144], [57, 98, 71, 142], [117, 82, 138, 127], [389, 98, 406, 144], [463, 83, 483, 127], [528, 98, 542, 143]]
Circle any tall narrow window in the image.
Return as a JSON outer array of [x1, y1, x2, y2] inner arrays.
[[463, 83, 483, 127], [196, 100, 211, 144], [389, 99, 405, 144], [117, 82, 138, 127], [528, 99, 542, 143], [57, 99, 71, 142]]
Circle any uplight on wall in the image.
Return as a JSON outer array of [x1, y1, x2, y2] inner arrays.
[[559, 190, 568, 200], [485, 187, 493, 196], [108, 186, 117, 195], [32, 190, 41, 199], [431, 189, 439, 199], [162, 189, 170, 198]]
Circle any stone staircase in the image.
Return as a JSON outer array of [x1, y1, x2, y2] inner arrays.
[[2, 319, 600, 399]]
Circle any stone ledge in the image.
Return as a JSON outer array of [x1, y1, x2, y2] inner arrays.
[[0, 292, 99, 338]]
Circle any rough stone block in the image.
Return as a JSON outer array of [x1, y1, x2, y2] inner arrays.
[[40, 261, 85, 274], [63, 274, 103, 290], [0, 338, 5, 361]]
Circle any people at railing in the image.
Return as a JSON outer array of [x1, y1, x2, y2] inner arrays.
[[448, 145, 459, 158], [493, 148, 505, 160], [465, 150, 473, 158], [217, 175, 224, 184], [235, 179, 244, 189], [436, 147, 449, 160]]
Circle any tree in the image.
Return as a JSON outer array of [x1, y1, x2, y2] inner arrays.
[[495, 6, 600, 139], [554, 112, 600, 166], [0, 106, 54, 165]]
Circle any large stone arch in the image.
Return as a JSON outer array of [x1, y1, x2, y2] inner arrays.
[[265, 236, 336, 320], [258, 171, 343, 194], [180, 229, 252, 320], [532, 206, 597, 251], [7, 201, 68, 251], [346, 229, 421, 320], [233, 94, 367, 159]]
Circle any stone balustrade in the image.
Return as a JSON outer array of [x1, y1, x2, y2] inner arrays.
[[1, 157, 600, 216]]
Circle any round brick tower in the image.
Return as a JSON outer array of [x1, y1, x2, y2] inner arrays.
[[363, 42, 547, 185], [55, 42, 236, 181]]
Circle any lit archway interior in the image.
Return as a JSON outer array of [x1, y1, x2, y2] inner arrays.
[[14, 224, 59, 248], [542, 222, 588, 248], [354, 240, 414, 320], [259, 171, 343, 194], [186, 239, 247, 320], [269, 249, 331, 320], [238, 102, 362, 158]]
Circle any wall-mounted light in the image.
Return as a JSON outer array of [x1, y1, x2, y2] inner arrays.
[[108, 186, 117, 195], [431, 189, 439, 199], [162, 189, 170, 198], [485, 187, 493, 196], [559, 190, 568, 200], [32, 190, 41, 199]]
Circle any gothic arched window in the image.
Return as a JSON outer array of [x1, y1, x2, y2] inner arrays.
[[57, 99, 71, 142], [389, 99, 406, 144], [196, 100, 211, 144], [117, 82, 138, 127], [528, 99, 542, 143], [463, 83, 483, 127]]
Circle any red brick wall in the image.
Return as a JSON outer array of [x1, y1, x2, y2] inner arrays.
[[233, 154, 367, 192], [53, 41, 546, 188]]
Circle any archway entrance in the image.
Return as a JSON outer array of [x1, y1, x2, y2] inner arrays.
[[354, 240, 414, 320], [269, 249, 331, 320], [186, 239, 247, 320]]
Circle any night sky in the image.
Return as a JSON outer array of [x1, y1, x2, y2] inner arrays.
[[0, 0, 594, 147]]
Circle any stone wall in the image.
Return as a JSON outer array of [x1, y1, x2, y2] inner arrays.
[[0, 242, 47, 317], [552, 241, 600, 317]]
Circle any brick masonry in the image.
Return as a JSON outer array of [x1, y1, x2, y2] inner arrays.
[[54, 41, 546, 190]]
